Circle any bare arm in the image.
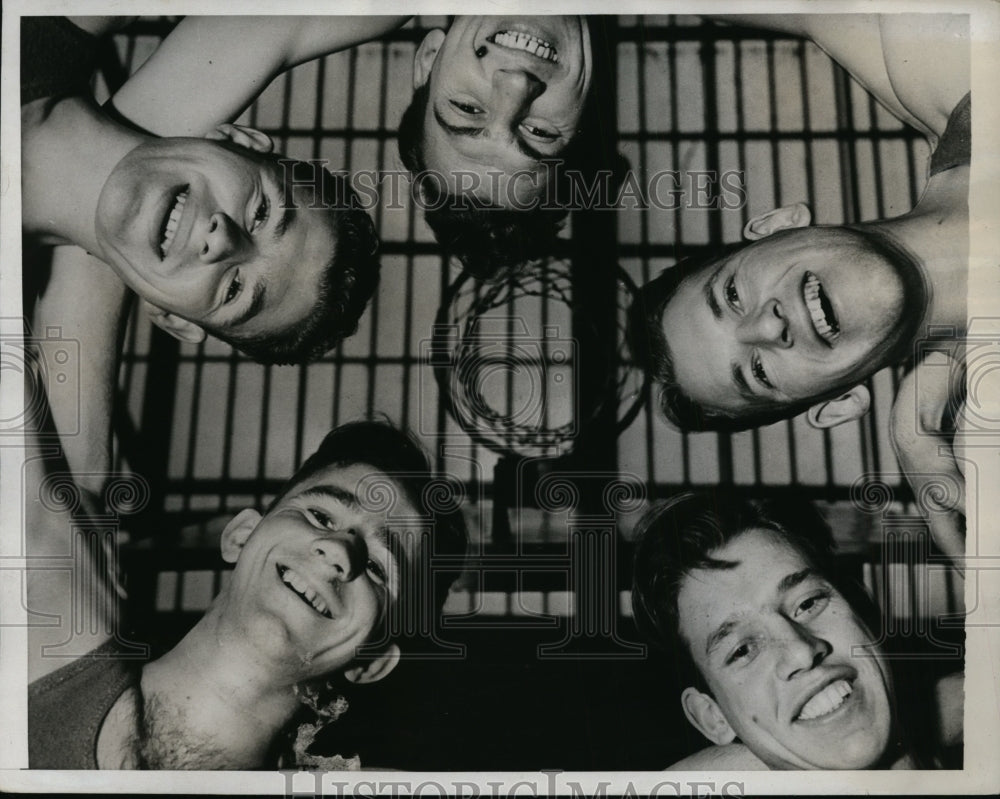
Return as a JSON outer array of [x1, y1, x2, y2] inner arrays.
[[110, 15, 410, 136], [31, 247, 130, 486], [935, 671, 964, 748], [25, 407, 117, 681], [713, 13, 968, 140]]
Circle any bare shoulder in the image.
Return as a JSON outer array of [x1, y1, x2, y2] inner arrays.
[[878, 14, 970, 140], [667, 743, 768, 770]]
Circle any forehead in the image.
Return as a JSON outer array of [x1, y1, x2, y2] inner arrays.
[[283, 463, 418, 516], [421, 110, 551, 207], [677, 529, 814, 644], [281, 464, 422, 553], [225, 180, 339, 339], [659, 256, 747, 411]]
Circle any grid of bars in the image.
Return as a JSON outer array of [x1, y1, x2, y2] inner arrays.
[[107, 16, 929, 533]]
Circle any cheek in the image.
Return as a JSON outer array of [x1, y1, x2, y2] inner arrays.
[[712, 673, 755, 719]]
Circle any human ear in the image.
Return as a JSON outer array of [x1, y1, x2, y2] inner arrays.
[[220, 508, 263, 563], [143, 300, 207, 344], [681, 687, 737, 746], [205, 123, 274, 154], [343, 643, 401, 685], [743, 202, 812, 240], [413, 29, 446, 89], [806, 385, 871, 429]]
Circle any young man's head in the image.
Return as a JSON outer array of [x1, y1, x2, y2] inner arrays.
[[210, 420, 468, 686], [398, 15, 593, 278], [631, 492, 895, 769], [628, 204, 928, 431], [94, 126, 380, 364]]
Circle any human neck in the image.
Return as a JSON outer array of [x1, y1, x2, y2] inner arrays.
[[139, 610, 302, 769], [21, 95, 145, 253], [865, 166, 969, 337]]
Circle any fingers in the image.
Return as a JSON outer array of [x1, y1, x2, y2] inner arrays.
[[205, 123, 275, 153]]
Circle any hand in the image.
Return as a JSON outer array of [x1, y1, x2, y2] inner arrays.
[[890, 355, 966, 570]]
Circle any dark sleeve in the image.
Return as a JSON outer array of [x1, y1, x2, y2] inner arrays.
[[21, 17, 100, 106], [929, 92, 971, 177]]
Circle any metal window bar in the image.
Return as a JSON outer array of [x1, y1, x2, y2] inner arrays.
[[106, 17, 929, 534]]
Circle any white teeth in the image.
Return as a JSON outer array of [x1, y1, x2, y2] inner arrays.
[[280, 566, 331, 618], [159, 190, 188, 257], [490, 31, 559, 62], [797, 679, 852, 721], [803, 271, 840, 344]]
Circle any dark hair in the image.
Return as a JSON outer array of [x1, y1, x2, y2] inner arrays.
[[206, 164, 380, 365], [397, 82, 572, 280], [631, 491, 845, 692], [627, 227, 928, 432], [270, 420, 468, 617]]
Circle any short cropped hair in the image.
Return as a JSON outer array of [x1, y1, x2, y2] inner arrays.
[[631, 491, 845, 692], [397, 82, 573, 281], [627, 227, 928, 432], [207, 163, 380, 365], [270, 420, 468, 617]]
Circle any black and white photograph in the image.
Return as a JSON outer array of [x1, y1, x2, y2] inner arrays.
[[2, 1, 999, 794]]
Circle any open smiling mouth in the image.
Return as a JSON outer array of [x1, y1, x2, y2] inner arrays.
[[488, 31, 559, 63], [802, 271, 841, 346], [158, 186, 189, 259], [795, 679, 853, 721], [277, 564, 332, 619]]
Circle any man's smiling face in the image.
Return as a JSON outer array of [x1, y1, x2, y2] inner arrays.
[[659, 226, 913, 417], [677, 528, 894, 769], [217, 463, 420, 682], [416, 15, 593, 207], [94, 137, 338, 341]]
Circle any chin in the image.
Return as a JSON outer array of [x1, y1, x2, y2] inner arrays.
[[840, 735, 889, 769]]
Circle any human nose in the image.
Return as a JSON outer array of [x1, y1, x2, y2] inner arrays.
[[311, 530, 368, 582], [491, 68, 545, 119], [775, 619, 832, 680], [737, 299, 791, 347], [197, 212, 244, 264]]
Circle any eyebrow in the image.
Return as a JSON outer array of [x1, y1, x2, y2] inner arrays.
[[703, 568, 819, 658], [705, 265, 724, 320], [432, 103, 548, 161], [274, 205, 295, 239], [296, 483, 361, 510], [777, 567, 816, 595]]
